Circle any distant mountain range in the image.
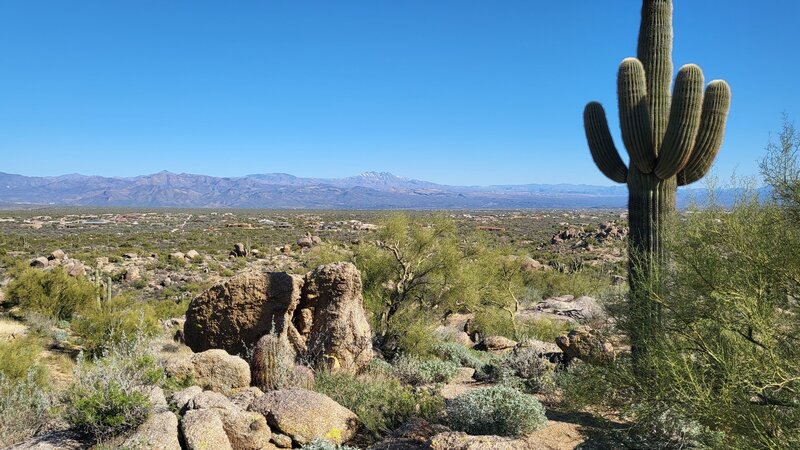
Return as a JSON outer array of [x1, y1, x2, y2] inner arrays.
[[0, 171, 758, 209]]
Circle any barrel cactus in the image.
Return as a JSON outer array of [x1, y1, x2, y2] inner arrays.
[[583, 0, 731, 344], [251, 333, 313, 390]]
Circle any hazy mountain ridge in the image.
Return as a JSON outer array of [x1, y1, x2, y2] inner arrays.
[[0, 171, 757, 209]]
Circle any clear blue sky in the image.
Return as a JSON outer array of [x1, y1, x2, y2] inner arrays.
[[0, 1, 797, 186]]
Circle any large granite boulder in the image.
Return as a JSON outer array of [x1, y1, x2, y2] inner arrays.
[[295, 262, 373, 373], [190, 349, 251, 394], [184, 270, 304, 355]]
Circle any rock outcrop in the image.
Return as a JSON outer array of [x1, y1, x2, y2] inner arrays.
[[184, 262, 372, 374], [248, 389, 358, 446], [184, 270, 304, 355], [189, 350, 251, 394], [295, 262, 373, 373]]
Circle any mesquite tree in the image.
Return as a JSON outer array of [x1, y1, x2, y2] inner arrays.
[[583, 0, 731, 347]]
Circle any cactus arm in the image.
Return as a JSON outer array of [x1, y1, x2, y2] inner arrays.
[[584, 102, 628, 184], [637, 0, 673, 155], [654, 64, 705, 179], [677, 80, 732, 186], [618, 58, 655, 173]]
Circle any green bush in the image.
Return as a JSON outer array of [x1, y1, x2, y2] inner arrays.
[[494, 344, 556, 394], [4, 266, 97, 321], [0, 335, 47, 385], [445, 386, 547, 436], [64, 333, 160, 439], [314, 370, 444, 437], [71, 295, 159, 357], [300, 439, 360, 450], [431, 341, 486, 371], [0, 371, 58, 447], [391, 355, 459, 386]]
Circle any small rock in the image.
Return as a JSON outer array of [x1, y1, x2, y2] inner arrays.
[[248, 388, 357, 445], [169, 386, 202, 412], [555, 328, 615, 364], [271, 433, 293, 448], [180, 409, 233, 450], [474, 335, 517, 352], [190, 349, 251, 395], [48, 249, 66, 260], [219, 408, 273, 450], [30, 257, 49, 268], [169, 252, 185, 261], [186, 250, 200, 260], [186, 390, 236, 411], [123, 411, 181, 450]]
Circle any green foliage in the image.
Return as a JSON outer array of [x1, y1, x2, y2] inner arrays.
[[0, 371, 58, 447], [5, 265, 97, 321], [355, 214, 475, 356], [71, 295, 159, 357], [760, 115, 800, 220], [300, 439, 360, 450], [445, 386, 547, 436], [0, 335, 47, 385], [391, 355, 460, 386], [314, 370, 444, 438], [495, 344, 556, 394], [567, 193, 800, 448], [64, 333, 160, 439], [431, 341, 486, 371]]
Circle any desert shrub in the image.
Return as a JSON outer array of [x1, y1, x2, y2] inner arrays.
[[0, 371, 58, 447], [496, 344, 556, 394], [445, 386, 547, 436], [64, 333, 160, 439], [431, 341, 486, 370], [300, 439, 360, 450], [523, 267, 608, 299], [4, 266, 97, 321], [314, 371, 444, 437], [566, 192, 800, 447], [517, 317, 570, 343], [0, 335, 47, 385], [391, 355, 459, 386], [71, 295, 159, 357]]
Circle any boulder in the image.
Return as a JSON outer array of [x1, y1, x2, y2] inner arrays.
[[219, 409, 273, 450], [229, 386, 264, 410], [186, 390, 236, 411], [429, 432, 527, 450], [169, 385, 202, 412], [270, 433, 293, 448], [249, 389, 358, 445], [232, 243, 248, 258], [6, 431, 87, 450], [555, 328, 615, 364], [474, 335, 517, 352], [168, 252, 185, 261], [180, 409, 233, 450], [123, 411, 181, 450], [190, 349, 251, 394], [535, 295, 605, 323], [186, 249, 200, 260], [63, 260, 86, 277], [296, 237, 314, 248], [295, 262, 373, 373], [184, 271, 304, 355], [30, 257, 49, 268], [124, 266, 141, 282], [367, 419, 449, 450], [48, 249, 66, 260]]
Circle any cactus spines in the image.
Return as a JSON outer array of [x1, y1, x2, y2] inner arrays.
[[583, 0, 731, 346], [251, 333, 314, 391]]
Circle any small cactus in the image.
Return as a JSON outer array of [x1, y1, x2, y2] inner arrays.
[[583, 0, 731, 349], [251, 333, 314, 391]]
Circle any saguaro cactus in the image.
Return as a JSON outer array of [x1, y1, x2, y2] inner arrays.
[[583, 0, 731, 343]]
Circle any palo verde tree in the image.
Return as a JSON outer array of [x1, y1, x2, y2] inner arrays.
[[583, 0, 731, 350]]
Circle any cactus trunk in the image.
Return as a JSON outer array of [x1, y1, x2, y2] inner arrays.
[[582, 0, 731, 353]]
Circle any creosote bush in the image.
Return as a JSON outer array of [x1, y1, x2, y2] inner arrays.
[[314, 370, 444, 438], [445, 386, 547, 436], [391, 355, 459, 386], [4, 265, 97, 321], [64, 332, 161, 439]]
